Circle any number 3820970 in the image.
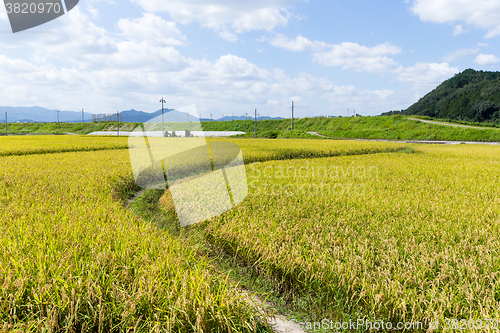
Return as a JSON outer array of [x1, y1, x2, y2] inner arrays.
[[5, 2, 62, 14]]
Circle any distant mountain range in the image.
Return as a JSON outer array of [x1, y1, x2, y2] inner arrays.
[[200, 115, 285, 122], [0, 106, 284, 123], [0, 106, 93, 123]]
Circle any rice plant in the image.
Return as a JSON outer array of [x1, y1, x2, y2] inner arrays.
[[203, 144, 500, 330], [0, 150, 268, 332]]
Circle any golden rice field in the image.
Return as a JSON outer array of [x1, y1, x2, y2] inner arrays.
[[0, 148, 264, 332], [2, 134, 499, 332], [203, 143, 500, 330], [0, 136, 407, 332], [0, 135, 129, 157], [213, 138, 406, 164]]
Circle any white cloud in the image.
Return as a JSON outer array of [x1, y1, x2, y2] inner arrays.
[[109, 42, 188, 72], [0, 10, 189, 72], [269, 34, 331, 51], [0, 1, 459, 118], [117, 14, 187, 46], [392, 62, 459, 89], [219, 31, 239, 42], [269, 35, 455, 93], [453, 24, 467, 35], [86, 3, 99, 19], [474, 53, 500, 65], [212, 54, 272, 80], [409, 0, 500, 38], [323, 86, 394, 103], [0, 8, 116, 63], [313, 42, 401, 74], [128, 0, 303, 36], [232, 8, 290, 32], [443, 47, 479, 61], [0, 43, 410, 117]]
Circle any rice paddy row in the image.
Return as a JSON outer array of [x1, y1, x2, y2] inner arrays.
[[0, 150, 268, 332], [0, 136, 408, 331], [0, 136, 129, 157], [195, 143, 500, 331]]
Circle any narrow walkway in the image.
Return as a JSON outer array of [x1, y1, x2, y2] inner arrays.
[[306, 131, 499, 145], [306, 131, 329, 138], [240, 291, 307, 333], [407, 117, 500, 130]]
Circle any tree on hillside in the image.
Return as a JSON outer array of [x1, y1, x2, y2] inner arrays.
[[469, 101, 500, 122]]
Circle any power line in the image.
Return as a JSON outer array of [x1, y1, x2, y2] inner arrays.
[[159, 97, 166, 137], [254, 109, 257, 138]]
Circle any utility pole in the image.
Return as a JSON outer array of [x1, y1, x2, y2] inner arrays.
[[57, 110, 60, 123], [82, 109, 84, 123], [210, 114, 212, 122], [117, 111, 120, 137], [5, 112, 7, 136], [254, 109, 257, 138], [159, 97, 166, 137], [291, 101, 294, 131]]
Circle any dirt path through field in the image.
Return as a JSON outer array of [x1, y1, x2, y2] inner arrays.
[[306, 131, 500, 145], [127, 189, 308, 333], [306, 131, 329, 138], [407, 117, 500, 130], [240, 291, 307, 333]]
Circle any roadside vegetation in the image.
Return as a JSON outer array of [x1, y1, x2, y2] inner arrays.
[[0, 121, 135, 135], [5, 114, 500, 142], [202, 115, 500, 141]]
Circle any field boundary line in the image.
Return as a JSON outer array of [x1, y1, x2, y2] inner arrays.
[[0, 146, 129, 157]]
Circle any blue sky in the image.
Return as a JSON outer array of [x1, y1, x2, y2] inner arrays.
[[0, 0, 499, 118]]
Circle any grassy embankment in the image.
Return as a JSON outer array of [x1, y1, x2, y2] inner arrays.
[[5, 115, 500, 141], [0, 122, 131, 135], [200, 115, 500, 141]]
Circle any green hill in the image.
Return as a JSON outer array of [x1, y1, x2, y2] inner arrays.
[[404, 69, 500, 124]]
